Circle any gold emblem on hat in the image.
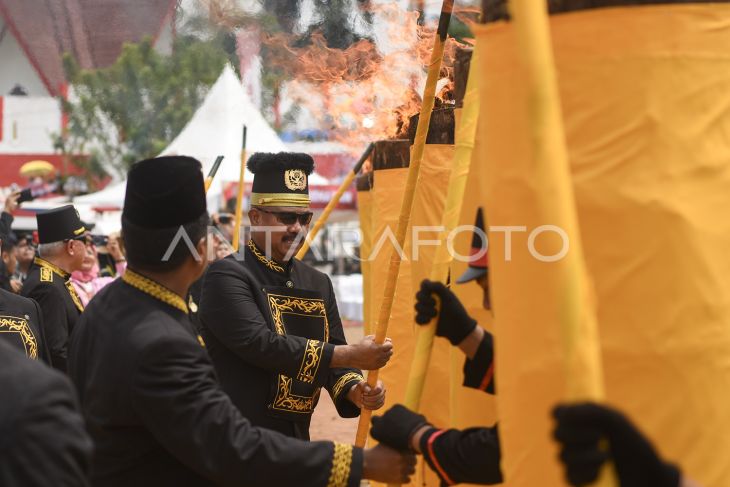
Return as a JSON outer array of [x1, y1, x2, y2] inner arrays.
[[284, 169, 307, 191]]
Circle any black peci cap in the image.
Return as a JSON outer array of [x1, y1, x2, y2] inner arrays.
[[248, 152, 314, 208], [123, 156, 207, 228], [36, 205, 86, 244]]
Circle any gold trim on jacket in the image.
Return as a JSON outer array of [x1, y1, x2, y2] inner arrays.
[[122, 269, 188, 314]]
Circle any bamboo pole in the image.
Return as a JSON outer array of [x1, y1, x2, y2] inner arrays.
[[232, 126, 247, 252], [508, 0, 615, 484], [295, 143, 375, 260], [204, 155, 225, 194], [402, 44, 481, 413], [354, 0, 454, 448]]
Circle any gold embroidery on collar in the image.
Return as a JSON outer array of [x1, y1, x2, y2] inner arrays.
[[272, 375, 315, 413], [122, 269, 188, 314], [34, 257, 69, 279], [248, 239, 285, 273], [65, 282, 85, 312], [326, 443, 353, 487], [35, 258, 83, 311], [331, 372, 365, 401], [0, 316, 38, 359]]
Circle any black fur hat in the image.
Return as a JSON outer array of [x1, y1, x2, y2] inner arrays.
[[247, 152, 314, 208]]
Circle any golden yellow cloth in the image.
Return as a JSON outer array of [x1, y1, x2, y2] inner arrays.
[[369, 145, 453, 486], [357, 189, 373, 334], [477, 5, 730, 486], [450, 107, 498, 434]]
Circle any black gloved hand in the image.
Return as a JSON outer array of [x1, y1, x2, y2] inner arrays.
[[415, 279, 476, 346], [371, 404, 430, 451], [553, 403, 681, 487]]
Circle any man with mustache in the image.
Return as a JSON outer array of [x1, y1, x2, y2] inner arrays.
[[200, 152, 391, 440]]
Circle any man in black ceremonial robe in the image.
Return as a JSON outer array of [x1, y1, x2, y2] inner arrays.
[[0, 340, 92, 486], [22, 204, 87, 372], [68, 155, 414, 487], [200, 152, 391, 440]]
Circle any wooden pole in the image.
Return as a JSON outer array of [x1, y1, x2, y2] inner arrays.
[[295, 143, 375, 260], [232, 126, 247, 252], [354, 0, 454, 448], [508, 0, 615, 484], [402, 45, 481, 414], [204, 155, 224, 194]]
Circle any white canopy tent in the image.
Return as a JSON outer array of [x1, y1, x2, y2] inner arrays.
[[74, 65, 329, 211]]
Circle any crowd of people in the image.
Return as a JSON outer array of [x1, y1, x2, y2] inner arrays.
[[0, 153, 702, 487]]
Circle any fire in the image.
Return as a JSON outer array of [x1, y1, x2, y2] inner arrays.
[[280, 4, 466, 153], [200, 1, 469, 155]]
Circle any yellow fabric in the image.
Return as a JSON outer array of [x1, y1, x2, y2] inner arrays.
[[477, 5, 730, 486], [357, 189, 373, 334], [369, 145, 453, 486], [449, 105, 497, 434], [403, 45, 484, 415]]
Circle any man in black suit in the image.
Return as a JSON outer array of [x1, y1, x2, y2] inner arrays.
[[0, 340, 91, 486], [68, 155, 415, 487], [22, 205, 88, 371]]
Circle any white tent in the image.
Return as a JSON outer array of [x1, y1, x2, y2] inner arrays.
[[74, 65, 328, 210]]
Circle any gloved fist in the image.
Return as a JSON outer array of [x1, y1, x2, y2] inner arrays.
[[553, 403, 681, 487], [371, 404, 430, 451], [415, 279, 476, 346]]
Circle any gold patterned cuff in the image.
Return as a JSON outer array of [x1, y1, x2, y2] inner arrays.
[[326, 443, 353, 487], [331, 372, 365, 402]]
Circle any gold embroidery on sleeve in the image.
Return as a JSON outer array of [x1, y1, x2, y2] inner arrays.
[[326, 443, 353, 487], [0, 316, 38, 359], [332, 372, 365, 401], [297, 339, 324, 384]]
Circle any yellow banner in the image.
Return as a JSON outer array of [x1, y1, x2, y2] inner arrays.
[[477, 5, 730, 486]]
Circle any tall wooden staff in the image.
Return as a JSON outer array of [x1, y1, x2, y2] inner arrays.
[[402, 46, 481, 413], [354, 0, 454, 448], [232, 126, 247, 252], [295, 143, 375, 260], [204, 155, 225, 194]]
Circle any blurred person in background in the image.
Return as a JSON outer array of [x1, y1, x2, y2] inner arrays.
[[212, 212, 235, 243], [0, 192, 20, 237], [22, 205, 88, 372], [13, 233, 36, 284], [70, 239, 118, 307], [1, 233, 23, 293], [97, 231, 126, 278]]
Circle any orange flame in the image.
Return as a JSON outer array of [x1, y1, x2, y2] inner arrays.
[[276, 4, 465, 153]]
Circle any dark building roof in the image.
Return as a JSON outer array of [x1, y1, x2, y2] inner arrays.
[[0, 0, 176, 97]]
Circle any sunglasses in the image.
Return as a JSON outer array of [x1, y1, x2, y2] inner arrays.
[[67, 235, 93, 246], [257, 208, 313, 226]]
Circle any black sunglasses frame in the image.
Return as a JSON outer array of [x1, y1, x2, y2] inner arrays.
[[256, 208, 313, 226]]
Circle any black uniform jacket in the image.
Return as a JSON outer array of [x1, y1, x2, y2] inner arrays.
[[68, 270, 361, 487], [420, 331, 502, 486], [0, 287, 51, 363], [0, 340, 92, 486], [22, 257, 84, 372], [200, 240, 364, 439]]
